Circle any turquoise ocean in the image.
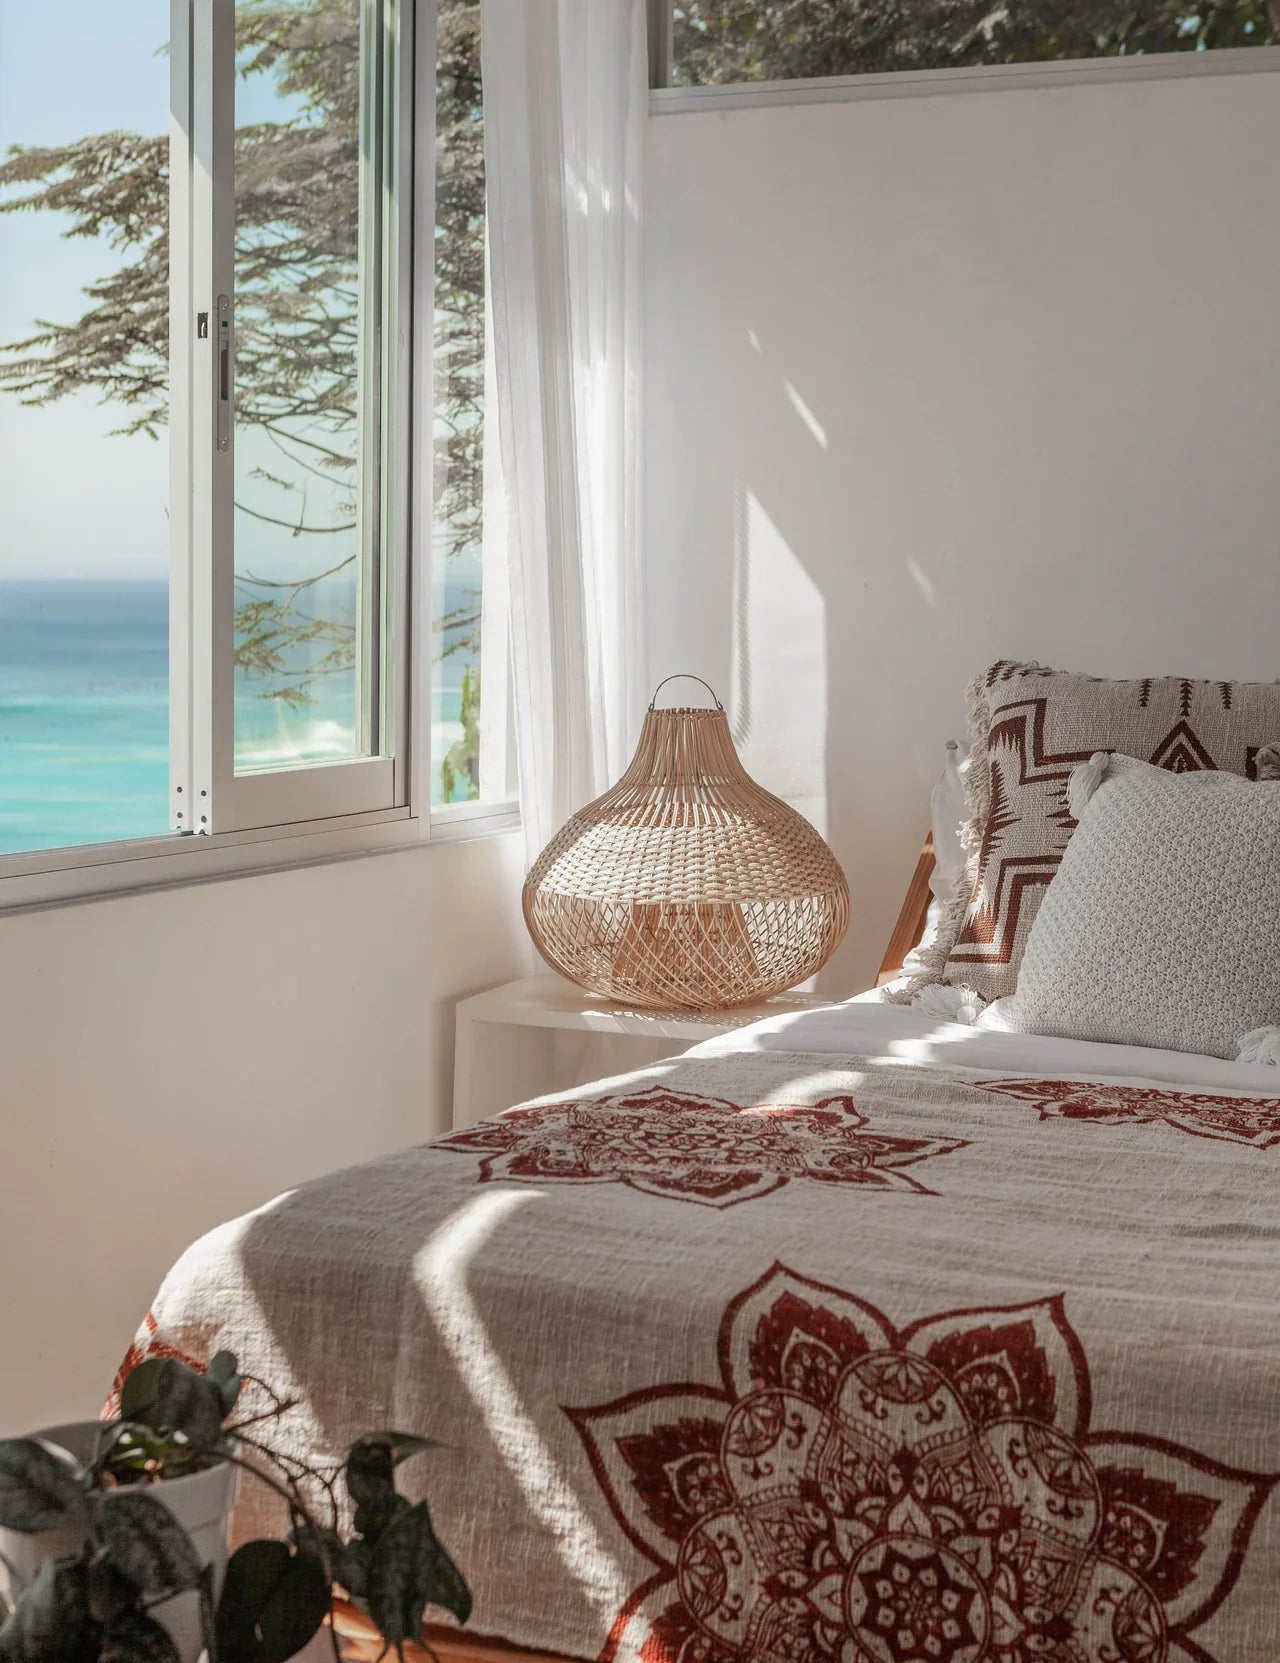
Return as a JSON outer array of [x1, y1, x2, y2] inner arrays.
[[0, 580, 169, 856], [0, 578, 474, 857]]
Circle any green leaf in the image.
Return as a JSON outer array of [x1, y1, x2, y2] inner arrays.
[[207, 1353, 243, 1415], [357, 1432, 440, 1468], [118, 1358, 166, 1424], [214, 1541, 329, 1663], [98, 1490, 203, 1594], [101, 1610, 181, 1663], [344, 1440, 396, 1531], [352, 1493, 409, 1545], [321, 1532, 372, 1601], [150, 1361, 227, 1449], [365, 1501, 471, 1648], [87, 1561, 137, 1626], [0, 1558, 100, 1663], [206, 1352, 238, 1386], [0, 1439, 83, 1533], [119, 1357, 227, 1450]]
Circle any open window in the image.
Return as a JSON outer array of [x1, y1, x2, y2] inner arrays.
[[0, 0, 514, 901], [650, 0, 1280, 89], [170, 0, 406, 834]]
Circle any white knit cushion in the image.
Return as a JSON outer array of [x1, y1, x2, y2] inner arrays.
[[980, 751, 1280, 1061]]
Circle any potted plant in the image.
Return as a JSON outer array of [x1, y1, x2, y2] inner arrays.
[[0, 1353, 470, 1663]]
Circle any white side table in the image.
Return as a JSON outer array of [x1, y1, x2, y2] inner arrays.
[[452, 972, 829, 1129]]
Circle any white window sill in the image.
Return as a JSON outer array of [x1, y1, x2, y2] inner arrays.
[[650, 43, 1280, 114], [0, 801, 521, 916]]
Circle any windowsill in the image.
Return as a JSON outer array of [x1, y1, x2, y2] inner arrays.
[[0, 801, 521, 916], [650, 43, 1280, 114]]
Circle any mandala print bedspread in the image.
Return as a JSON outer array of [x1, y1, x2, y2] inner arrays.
[[126, 1052, 1280, 1662]]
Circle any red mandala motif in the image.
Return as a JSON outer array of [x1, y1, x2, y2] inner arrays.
[[104, 1310, 205, 1417], [974, 1079, 1280, 1151], [434, 1086, 966, 1208], [569, 1265, 1275, 1663]]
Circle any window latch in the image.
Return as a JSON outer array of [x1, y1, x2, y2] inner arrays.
[[216, 294, 231, 453]]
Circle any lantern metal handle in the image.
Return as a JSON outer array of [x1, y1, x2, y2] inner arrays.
[[648, 674, 724, 712]]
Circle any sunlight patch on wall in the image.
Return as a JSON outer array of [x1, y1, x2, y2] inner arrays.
[[730, 485, 828, 836], [784, 379, 829, 450], [906, 556, 938, 607]]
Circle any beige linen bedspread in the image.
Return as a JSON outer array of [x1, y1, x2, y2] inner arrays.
[[125, 1050, 1280, 1662]]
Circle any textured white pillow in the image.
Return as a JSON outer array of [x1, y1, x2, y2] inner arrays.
[[980, 751, 1280, 1061]]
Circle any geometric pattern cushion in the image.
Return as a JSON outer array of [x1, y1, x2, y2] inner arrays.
[[940, 659, 1280, 1002]]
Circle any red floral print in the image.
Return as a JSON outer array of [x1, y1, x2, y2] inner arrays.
[[104, 1310, 206, 1416], [570, 1265, 1274, 1663], [435, 1086, 966, 1208], [975, 1079, 1280, 1150]]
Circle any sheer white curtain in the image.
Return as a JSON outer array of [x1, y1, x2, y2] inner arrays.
[[481, 0, 648, 867]]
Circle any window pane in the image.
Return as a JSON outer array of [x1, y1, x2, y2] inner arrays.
[[434, 0, 504, 808], [671, 1, 1279, 85], [232, 0, 372, 771], [0, 2, 169, 856]]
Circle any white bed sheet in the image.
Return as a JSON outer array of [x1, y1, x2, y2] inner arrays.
[[686, 984, 1280, 1092]]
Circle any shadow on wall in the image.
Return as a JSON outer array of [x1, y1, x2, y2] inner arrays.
[[645, 77, 1280, 993]]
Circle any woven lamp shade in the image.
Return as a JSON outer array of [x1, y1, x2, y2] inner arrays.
[[522, 682, 850, 1011]]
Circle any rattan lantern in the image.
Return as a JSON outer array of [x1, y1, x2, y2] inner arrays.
[[522, 677, 850, 1011]]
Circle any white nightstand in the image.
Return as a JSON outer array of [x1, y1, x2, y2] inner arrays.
[[452, 973, 829, 1129]]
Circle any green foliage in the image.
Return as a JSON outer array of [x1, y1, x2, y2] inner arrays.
[[0, 1559, 100, 1663], [0, 1354, 469, 1663], [440, 663, 481, 803], [0, 0, 486, 715], [0, 1441, 83, 1533], [672, 0, 1278, 83], [96, 1493, 203, 1595], [364, 1500, 472, 1643], [215, 1540, 330, 1663]]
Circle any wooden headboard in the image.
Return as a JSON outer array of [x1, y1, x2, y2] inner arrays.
[[876, 833, 936, 987]]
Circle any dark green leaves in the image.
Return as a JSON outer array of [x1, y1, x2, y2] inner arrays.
[[345, 1433, 437, 1534], [359, 1433, 439, 1467], [0, 1440, 83, 1533], [0, 1388, 469, 1663], [315, 1529, 372, 1601], [339, 1432, 471, 1647], [206, 1352, 243, 1417], [365, 1501, 472, 1645], [214, 1541, 329, 1663], [345, 1439, 396, 1531], [99, 1611, 180, 1663], [0, 1558, 99, 1663], [97, 1492, 202, 1595], [117, 1358, 228, 1451]]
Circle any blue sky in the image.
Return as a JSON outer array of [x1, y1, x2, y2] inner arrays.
[[0, 2, 319, 582], [0, 3, 171, 579], [0, 3, 170, 579]]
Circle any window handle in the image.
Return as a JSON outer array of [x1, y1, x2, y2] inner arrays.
[[216, 294, 231, 453]]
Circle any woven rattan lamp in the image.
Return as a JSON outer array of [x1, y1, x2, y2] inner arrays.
[[522, 677, 850, 1011]]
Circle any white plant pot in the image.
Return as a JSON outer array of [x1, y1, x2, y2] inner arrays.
[[0, 1421, 238, 1663]]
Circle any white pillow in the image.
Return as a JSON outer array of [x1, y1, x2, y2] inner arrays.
[[979, 751, 1280, 1061]]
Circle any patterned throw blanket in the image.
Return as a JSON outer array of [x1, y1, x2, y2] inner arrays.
[[126, 1052, 1280, 1662]]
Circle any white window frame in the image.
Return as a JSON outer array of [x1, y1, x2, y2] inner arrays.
[[648, 0, 1280, 105], [0, 0, 517, 916], [175, 0, 401, 837]]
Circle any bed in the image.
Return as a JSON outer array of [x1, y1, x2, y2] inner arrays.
[[126, 951, 1280, 1663]]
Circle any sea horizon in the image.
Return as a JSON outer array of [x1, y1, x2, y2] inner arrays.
[[0, 575, 475, 856]]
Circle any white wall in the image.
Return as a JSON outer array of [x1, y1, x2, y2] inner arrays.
[[0, 834, 531, 1432], [646, 70, 1280, 993]]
